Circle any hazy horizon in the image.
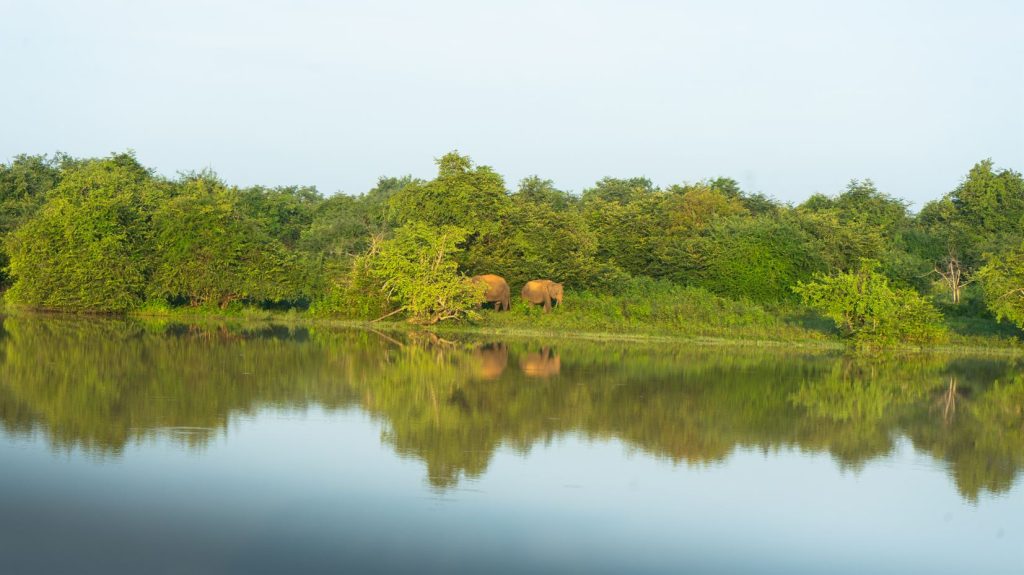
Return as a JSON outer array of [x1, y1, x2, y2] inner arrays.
[[2, 0, 1021, 207]]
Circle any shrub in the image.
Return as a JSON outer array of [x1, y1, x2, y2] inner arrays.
[[314, 223, 486, 324], [793, 259, 945, 346]]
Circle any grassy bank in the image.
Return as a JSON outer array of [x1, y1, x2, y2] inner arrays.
[[3, 285, 1022, 355]]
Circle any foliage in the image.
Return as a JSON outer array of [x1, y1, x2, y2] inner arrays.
[[688, 215, 825, 303], [976, 245, 1024, 330], [237, 184, 322, 248], [389, 153, 509, 232], [479, 276, 818, 341], [355, 222, 486, 324], [474, 182, 606, 288], [309, 254, 391, 320], [0, 154, 63, 286], [1, 149, 1023, 349], [793, 259, 945, 346], [149, 173, 306, 308], [299, 176, 413, 258], [917, 159, 1024, 270], [4, 154, 164, 312]]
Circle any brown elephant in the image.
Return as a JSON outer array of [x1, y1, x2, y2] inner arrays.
[[521, 279, 563, 312], [471, 274, 511, 311]]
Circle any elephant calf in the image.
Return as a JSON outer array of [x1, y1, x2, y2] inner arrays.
[[521, 279, 563, 312]]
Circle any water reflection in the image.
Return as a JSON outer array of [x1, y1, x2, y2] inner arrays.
[[0, 315, 1022, 500], [472, 343, 508, 380], [519, 347, 560, 378]]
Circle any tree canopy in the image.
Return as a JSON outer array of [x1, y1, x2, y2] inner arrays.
[[0, 150, 1022, 341]]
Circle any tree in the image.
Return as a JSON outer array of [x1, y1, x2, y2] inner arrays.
[[298, 176, 417, 259], [918, 160, 1024, 272], [688, 215, 825, 303], [581, 187, 666, 278], [474, 190, 605, 288], [237, 184, 322, 248], [388, 152, 509, 236], [793, 259, 945, 346], [514, 175, 576, 210], [149, 174, 305, 308], [0, 154, 63, 286], [976, 246, 1024, 330], [4, 154, 165, 311], [388, 152, 511, 274], [580, 177, 655, 205], [357, 222, 486, 324]]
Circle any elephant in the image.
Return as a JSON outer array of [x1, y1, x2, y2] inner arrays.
[[471, 274, 511, 311], [521, 279, 563, 312]]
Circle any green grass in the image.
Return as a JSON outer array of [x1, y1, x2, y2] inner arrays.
[[5, 278, 1023, 356], [468, 284, 830, 343]]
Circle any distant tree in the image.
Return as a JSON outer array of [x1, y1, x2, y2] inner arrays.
[[662, 184, 748, 234], [514, 176, 576, 210], [580, 177, 655, 205], [299, 176, 417, 259], [237, 184, 322, 248], [476, 191, 604, 288], [707, 177, 779, 214], [581, 190, 666, 278], [299, 194, 370, 258], [919, 160, 1024, 269]]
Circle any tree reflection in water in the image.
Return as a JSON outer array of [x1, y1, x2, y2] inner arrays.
[[0, 316, 1021, 500]]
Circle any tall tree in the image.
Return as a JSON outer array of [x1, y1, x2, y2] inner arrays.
[[4, 154, 165, 311], [149, 174, 304, 308]]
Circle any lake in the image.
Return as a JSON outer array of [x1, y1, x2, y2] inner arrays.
[[0, 316, 1021, 574]]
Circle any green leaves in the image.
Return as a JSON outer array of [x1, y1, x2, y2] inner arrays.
[[149, 176, 305, 308], [793, 259, 945, 346], [4, 156, 164, 312], [388, 152, 511, 239], [341, 222, 485, 324], [977, 246, 1024, 329]]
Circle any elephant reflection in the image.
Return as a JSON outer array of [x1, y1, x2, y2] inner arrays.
[[519, 347, 561, 378], [472, 343, 508, 381]]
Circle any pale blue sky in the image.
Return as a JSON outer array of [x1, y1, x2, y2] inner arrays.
[[1, 0, 1021, 206]]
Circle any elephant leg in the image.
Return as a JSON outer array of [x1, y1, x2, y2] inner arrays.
[[543, 296, 551, 312]]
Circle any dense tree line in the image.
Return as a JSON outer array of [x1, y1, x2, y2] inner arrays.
[[1, 150, 1023, 341]]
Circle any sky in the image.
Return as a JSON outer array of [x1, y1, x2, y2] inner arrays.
[[1, 0, 1021, 207]]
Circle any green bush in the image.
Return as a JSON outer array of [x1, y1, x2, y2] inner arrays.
[[4, 155, 164, 312], [314, 223, 485, 324], [479, 276, 816, 341], [793, 259, 945, 346]]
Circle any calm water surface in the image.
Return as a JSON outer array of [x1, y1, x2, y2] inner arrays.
[[0, 317, 1021, 574]]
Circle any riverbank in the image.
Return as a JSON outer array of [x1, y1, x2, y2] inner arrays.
[[3, 298, 1022, 356]]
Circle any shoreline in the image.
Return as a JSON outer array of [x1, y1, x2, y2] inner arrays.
[[4, 305, 1022, 358]]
